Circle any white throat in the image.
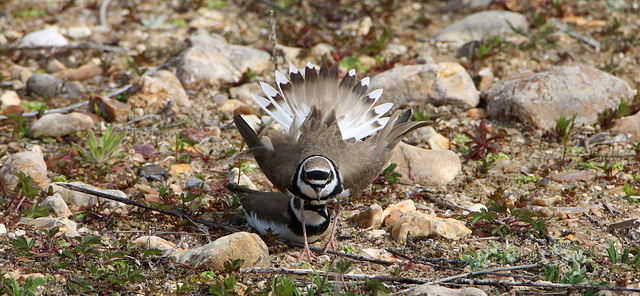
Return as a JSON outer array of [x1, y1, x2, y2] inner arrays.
[[290, 199, 328, 227]]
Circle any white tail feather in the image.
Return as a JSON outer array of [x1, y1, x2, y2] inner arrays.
[[254, 63, 394, 140]]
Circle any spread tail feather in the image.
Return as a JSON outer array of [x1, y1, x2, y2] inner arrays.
[[254, 61, 390, 141], [377, 109, 430, 149]]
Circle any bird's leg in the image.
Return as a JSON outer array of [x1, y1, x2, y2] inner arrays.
[[298, 202, 316, 262], [323, 198, 340, 254]]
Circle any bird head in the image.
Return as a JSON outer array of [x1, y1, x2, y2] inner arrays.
[[293, 155, 342, 201]]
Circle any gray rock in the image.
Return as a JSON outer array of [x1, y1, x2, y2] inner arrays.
[[482, 65, 635, 130], [435, 10, 528, 48], [371, 63, 478, 108], [18, 29, 69, 47], [0, 151, 49, 190], [186, 177, 210, 191], [89, 95, 131, 122], [133, 235, 180, 252], [311, 43, 335, 58], [610, 112, 640, 141], [26, 73, 64, 98], [229, 82, 262, 105], [29, 112, 95, 138], [22, 217, 80, 237], [129, 70, 191, 115], [424, 126, 449, 150], [169, 232, 270, 271], [139, 164, 169, 182], [391, 211, 472, 243], [177, 31, 271, 85], [40, 193, 71, 218], [349, 204, 383, 228], [228, 168, 258, 190], [48, 182, 128, 214], [409, 285, 487, 296], [391, 142, 461, 186]]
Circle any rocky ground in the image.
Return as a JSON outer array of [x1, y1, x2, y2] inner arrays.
[[1, 0, 640, 295]]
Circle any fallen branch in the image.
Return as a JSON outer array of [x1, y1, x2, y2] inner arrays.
[[241, 267, 430, 284], [449, 279, 640, 293], [0, 101, 89, 121], [288, 242, 395, 266], [3, 42, 124, 52], [386, 248, 466, 270], [55, 183, 240, 233], [425, 264, 539, 285]]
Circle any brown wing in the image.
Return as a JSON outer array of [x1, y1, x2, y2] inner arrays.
[[334, 109, 429, 195], [227, 183, 293, 224]]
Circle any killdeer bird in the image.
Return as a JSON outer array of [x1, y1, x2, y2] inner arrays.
[[227, 183, 330, 243], [233, 62, 427, 259]]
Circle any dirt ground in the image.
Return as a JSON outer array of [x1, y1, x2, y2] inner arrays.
[[1, 0, 640, 295]]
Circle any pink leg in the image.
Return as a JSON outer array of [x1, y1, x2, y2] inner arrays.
[[298, 203, 316, 262], [323, 201, 340, 254]]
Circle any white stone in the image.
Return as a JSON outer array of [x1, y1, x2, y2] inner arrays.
[[1, 91, 21, 109], [18, 29, 69, 47], [66, 26, 92, 39]]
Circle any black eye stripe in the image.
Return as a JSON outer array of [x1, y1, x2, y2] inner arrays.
[[305, 170, 331, 181]]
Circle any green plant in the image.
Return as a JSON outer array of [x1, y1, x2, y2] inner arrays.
[[77, 126, 126, 170], [10, 236, 36, 257], [223, 259, 244, 274], [208, 0, 227, 9], [210, 274, 240, 296], [454, 133, 472, 153], [364, 278, 390, 296], [339, 55, 370, 73], [362, 28, 393, 55], [599, 97, 640, 129], [5, 112, 36, 141], [512, 17, 558, 51], [20, 9, 47, 18], [389, 265, 402, 277], [14, 172, 42, 199], [621, 183, 640, 203], [340, 245, 356, 254], [263, 276, 300, 296], [23, 204, 51, 218], [460, 241, 520, 271], [475, 152, 508, 177], [378, 163, 401, 185], [468, 188, 548, 237], [123, 56, 146, 76], [606, 241, 640, 268], [554, 112, 577, 160], [516, 174, 540, 184], [579, 160, 623, 179], [413, 109, 440, 122], [460, 250, 491, 271], [474, 34, 508, 61], [1, 274, 46, 296]]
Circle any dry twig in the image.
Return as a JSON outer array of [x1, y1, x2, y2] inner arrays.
[[56, 183, 240, 233]]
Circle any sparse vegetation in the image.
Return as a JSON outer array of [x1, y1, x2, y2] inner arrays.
[[1, 0, 640, 294]]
